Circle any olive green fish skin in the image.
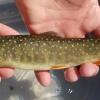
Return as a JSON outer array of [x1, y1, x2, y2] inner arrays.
[[0, 34, 100, 70]]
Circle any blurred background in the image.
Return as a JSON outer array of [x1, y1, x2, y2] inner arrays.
[[0, 0, 100, 100]]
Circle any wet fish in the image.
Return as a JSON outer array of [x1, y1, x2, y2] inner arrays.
[[0, 32, 100, 70]]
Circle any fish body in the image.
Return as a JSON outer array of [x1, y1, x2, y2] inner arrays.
[[0, 34, 100, 70]]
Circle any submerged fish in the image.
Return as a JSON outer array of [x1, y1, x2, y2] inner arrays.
[[0, 32, 100, 70]]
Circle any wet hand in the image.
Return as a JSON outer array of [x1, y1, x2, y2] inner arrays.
[[0, 23, 19, 80]]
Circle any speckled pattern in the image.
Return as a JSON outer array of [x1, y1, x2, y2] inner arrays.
[[0, 33, 100, 70]]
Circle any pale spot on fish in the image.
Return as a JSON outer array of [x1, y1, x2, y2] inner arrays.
[[23, 38, 27, 41], [9, 54, 12, 57], [30, 42, 33, 45], [86, 44, 89, 48], [6, 42, 9, 45], [94, 40, 98, 44], [78, 48, 82, 52], [12, 47, 15, 50], [82, 39, 85, 42], [46, 38, 49, 41], [59, 46, 63, 49], [82, 44, 85, 47], [65, 46, 68, 49], [24, 43, 27, 46], [67, 40, 71, 44], [9, 39, 12, 42], [38, 40, 41, 43], [62, 40, 65, 43], [57, 40, 60, 43], [18, 44, 21, 47], [91, 43, 95, 47], [51, 38, 54, 41], [7, 50, 10, 53], [2, 40, 5, 42], [89, 47, 92, 50], [71, 44, 74, 47], [2, 44, 6, 47], [95, 47, 98, 50], [32, 48, 34, 50], [44, 49, 48, 52], [43, 43, 46, 46], [20, 39, 23, 42], [14, 41, 17, 43], [86, 39, 90, 42], [51, 45, 55, 48], [76, 43, 79, 46]]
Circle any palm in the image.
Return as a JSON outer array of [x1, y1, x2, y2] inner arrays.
[[16, 0, 100, 86], [17, 0, 100, 37]]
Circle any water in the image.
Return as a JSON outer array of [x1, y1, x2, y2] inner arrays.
[[0, 69, 100, 100], [0, 70, 62, 100]]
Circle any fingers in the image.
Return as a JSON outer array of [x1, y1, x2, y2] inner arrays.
[[64, 63, 99, 82], [0, 68, 14, 79], [0, 23, 19, 35], [0, 23, 19, 79], [35, 71, 51, 86], [79, 63, 99, 77], [64, 68, 79, 82]]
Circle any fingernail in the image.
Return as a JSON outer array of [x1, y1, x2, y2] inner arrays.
[[93, 66, 99, 76]]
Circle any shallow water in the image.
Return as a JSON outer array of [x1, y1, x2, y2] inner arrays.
[[0, 70, 100, 100], [0, 70, 61, 100]]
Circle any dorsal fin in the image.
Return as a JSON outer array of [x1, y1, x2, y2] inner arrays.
[[33, 31, 63, 38]]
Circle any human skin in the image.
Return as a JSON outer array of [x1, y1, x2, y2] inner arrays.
[[0, 0, 100, 86]]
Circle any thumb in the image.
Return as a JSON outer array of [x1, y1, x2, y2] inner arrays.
[[0, 23, 18, 79], [0, 23, 19, 35]]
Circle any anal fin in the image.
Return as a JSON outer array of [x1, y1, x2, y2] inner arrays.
[[50, 66, 66, 70]]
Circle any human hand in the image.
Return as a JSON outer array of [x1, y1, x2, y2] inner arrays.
[[16, 0, 100, 86], [0, 23, 19, 80]]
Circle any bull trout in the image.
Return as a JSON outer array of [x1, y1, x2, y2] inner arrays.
[[0, 32, 100, 70]]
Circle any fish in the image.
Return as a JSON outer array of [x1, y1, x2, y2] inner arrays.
[[0, 32, 100, 70]]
